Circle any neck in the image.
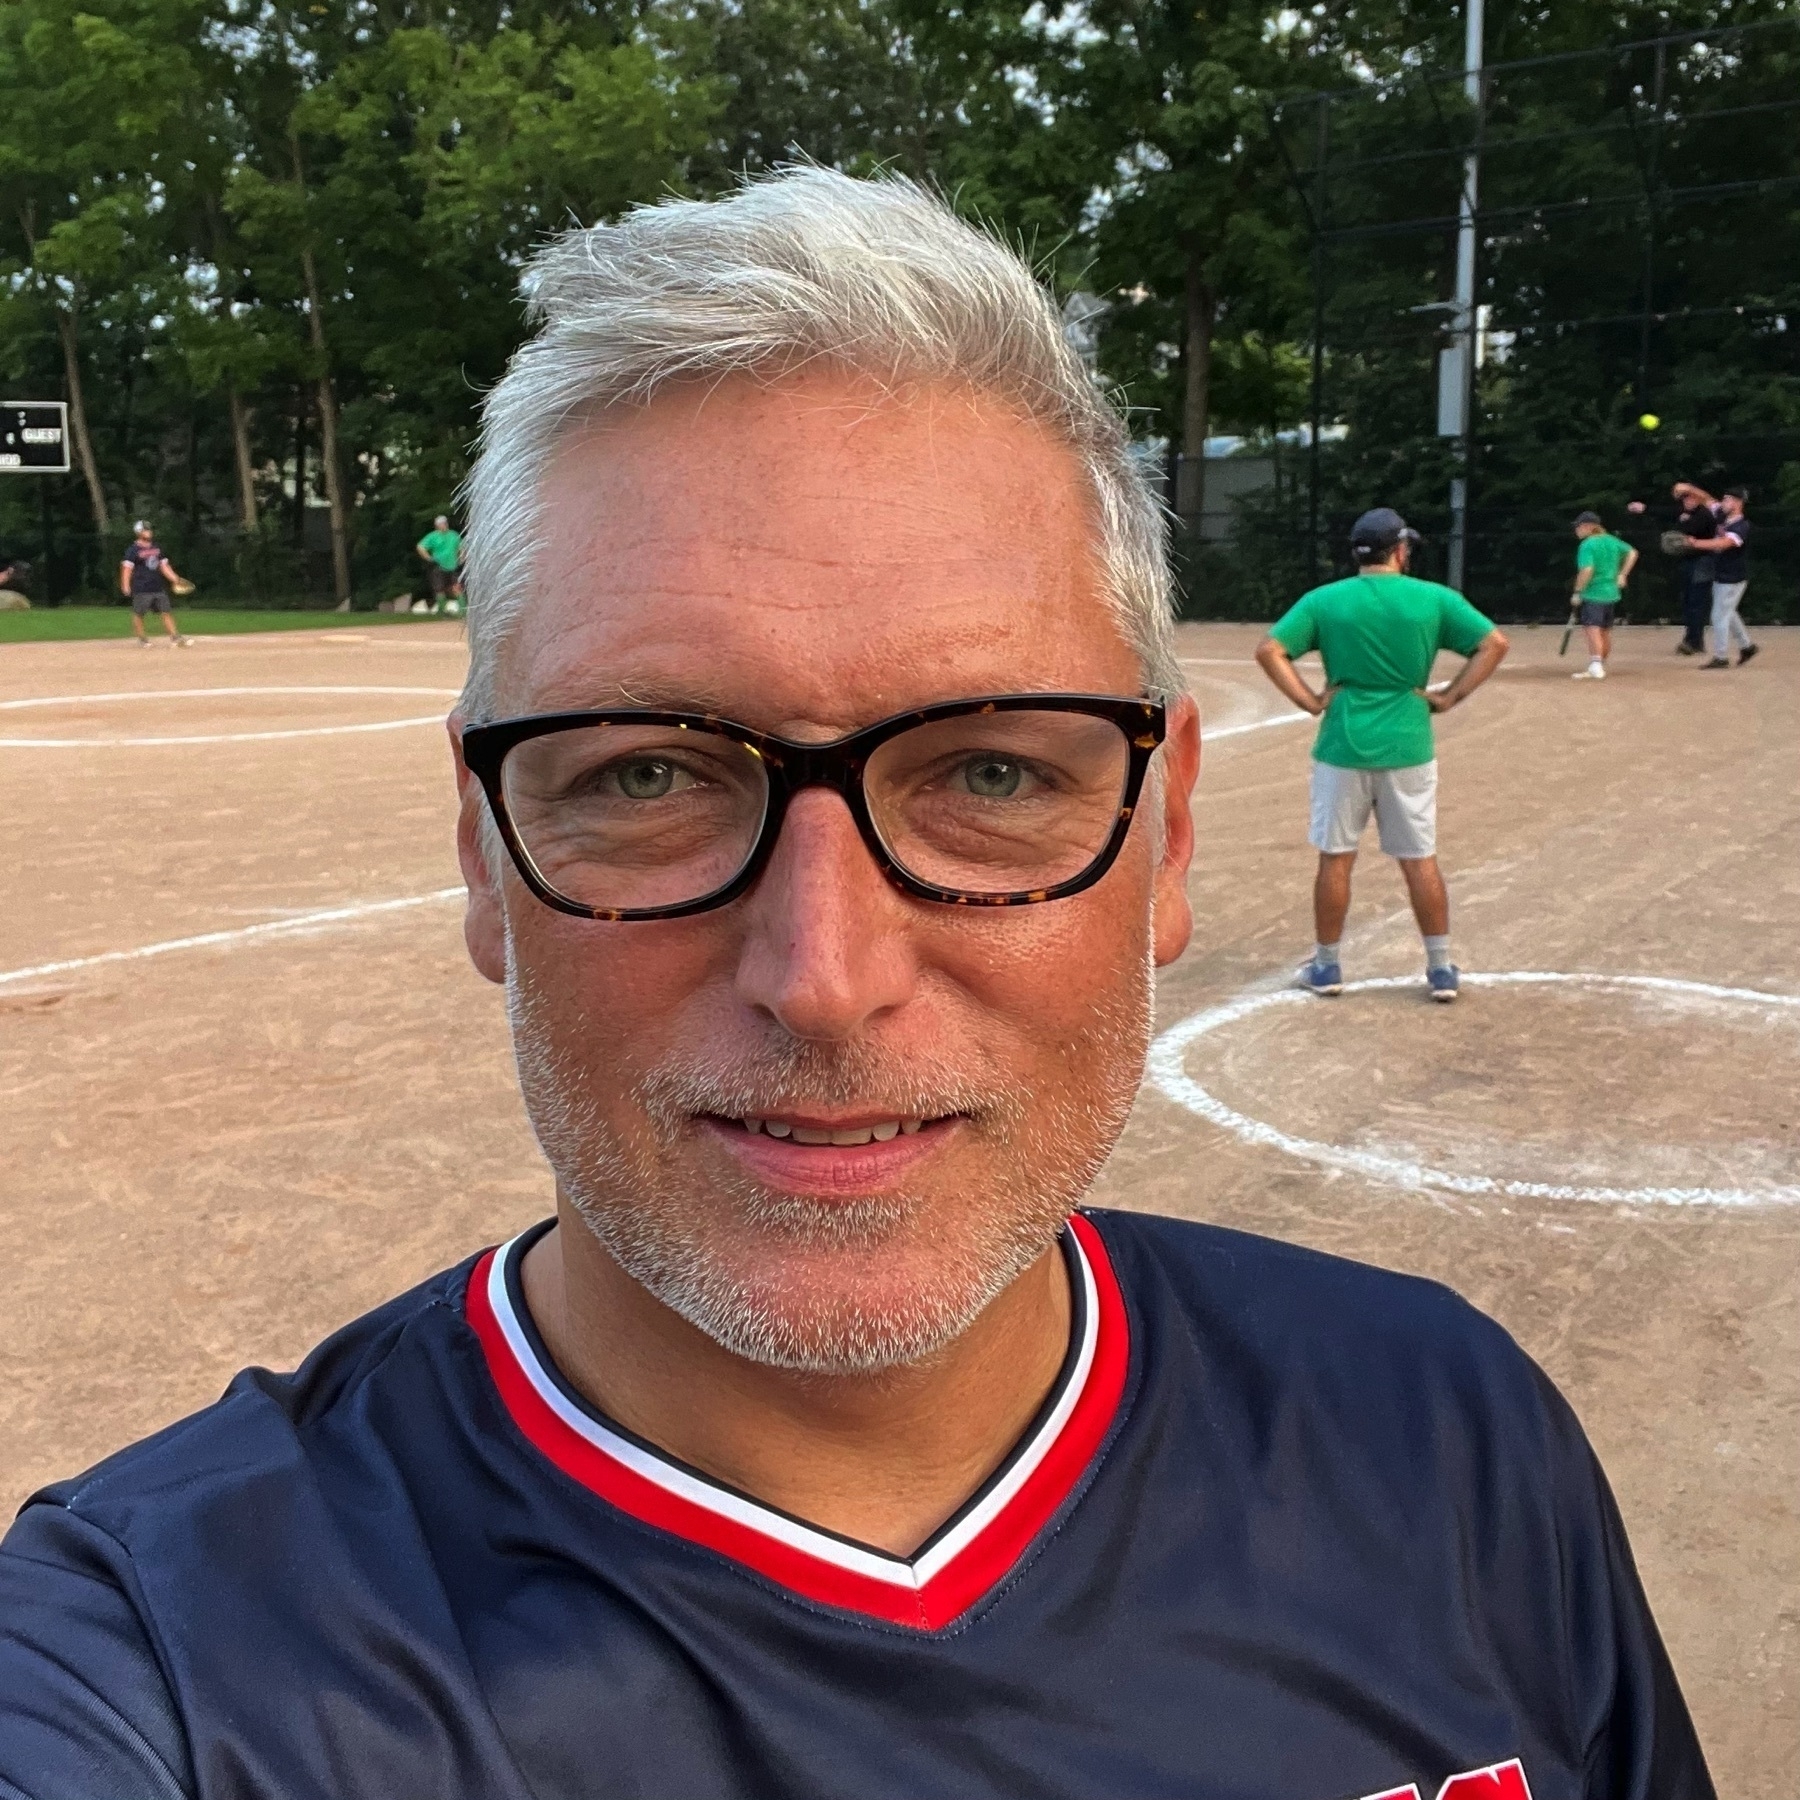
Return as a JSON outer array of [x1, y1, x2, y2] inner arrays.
[[519, 1198, 1074, 1556]]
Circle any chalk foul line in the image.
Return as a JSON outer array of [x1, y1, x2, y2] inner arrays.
[[1201, 709, 1312, 742], [0, 686, 461, 710], [1148, 971, 1800, 1208], [0, 717, 449, 748], [1196, 679, 1454, 744], [0, 685, 460, 749], [0, 889, 466, 989]]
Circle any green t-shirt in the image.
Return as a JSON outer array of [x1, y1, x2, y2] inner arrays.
[[1269, 572, 1496, 770], [419, 528, 462, 571], [1575, 532, 1629, 603]]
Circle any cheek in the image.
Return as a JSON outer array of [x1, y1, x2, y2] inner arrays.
[[506, 902, 734, 1090], [931, 857, 1154, 1061]]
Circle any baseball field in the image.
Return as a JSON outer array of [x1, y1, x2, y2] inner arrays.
[[1, 620, 1793, 1794]]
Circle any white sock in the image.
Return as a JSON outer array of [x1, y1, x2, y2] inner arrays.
[[1424, 934, 1452, 972], [1313, 941, 1340, 969]]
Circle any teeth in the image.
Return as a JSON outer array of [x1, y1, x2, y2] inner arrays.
[[741, 1117, 931, 1143]]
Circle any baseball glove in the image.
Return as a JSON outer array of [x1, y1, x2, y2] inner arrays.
[[1659, 530, 1694, 556]]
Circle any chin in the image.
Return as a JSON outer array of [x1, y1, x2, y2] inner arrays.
[[568, 1177, 1067, 1375]]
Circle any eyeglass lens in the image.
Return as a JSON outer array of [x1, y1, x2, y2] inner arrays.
[[497, 710, 1133, 912]]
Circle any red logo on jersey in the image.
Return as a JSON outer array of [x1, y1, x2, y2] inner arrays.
[[1357, 1756, 1533, 1800]]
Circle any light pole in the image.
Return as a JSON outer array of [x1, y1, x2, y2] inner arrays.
[[1440, 0, 1484, 592]]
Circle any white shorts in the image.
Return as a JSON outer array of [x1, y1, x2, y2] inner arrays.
[[1309, 760, 1438, 858]]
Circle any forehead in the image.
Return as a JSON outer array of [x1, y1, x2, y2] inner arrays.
[[503, 373, 1138, 729]]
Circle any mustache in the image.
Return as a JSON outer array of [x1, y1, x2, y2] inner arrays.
[[636, 1037, 1031, 1135]]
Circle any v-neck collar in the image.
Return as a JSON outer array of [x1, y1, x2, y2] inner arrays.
[[465, 1212, 1129, 1630]]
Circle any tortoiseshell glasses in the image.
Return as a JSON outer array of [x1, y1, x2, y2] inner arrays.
[[460, 694, 1167, 921]]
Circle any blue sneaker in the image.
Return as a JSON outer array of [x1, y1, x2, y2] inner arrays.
[[1427, 964, 1461, 1003], [1298, 960, 1343, 997]]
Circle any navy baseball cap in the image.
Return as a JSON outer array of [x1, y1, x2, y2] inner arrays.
[[1572, 510, 1602, 526], [1349, 507, 1419, 558]]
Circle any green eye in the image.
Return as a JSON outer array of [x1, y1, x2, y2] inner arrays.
[[614, 759, 677, 799], [960, 756, 1023, 798]]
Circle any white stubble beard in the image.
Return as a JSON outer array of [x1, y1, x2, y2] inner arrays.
[[502, 933, 1155, 1376]]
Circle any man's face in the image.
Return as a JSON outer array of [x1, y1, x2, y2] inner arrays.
[[454, 374, 1198, 1373], [1721, 495, 1743, 520]]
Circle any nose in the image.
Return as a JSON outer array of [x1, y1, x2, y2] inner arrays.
[[733, 788, 917, 1041]]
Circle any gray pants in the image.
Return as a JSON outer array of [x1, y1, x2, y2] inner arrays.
[[1711, 582, 1750, 658]]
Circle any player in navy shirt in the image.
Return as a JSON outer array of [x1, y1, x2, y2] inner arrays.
[[120, 518, 191, 647], [1680, 484, 1758, 669], [0, 170, 1713, 1800]]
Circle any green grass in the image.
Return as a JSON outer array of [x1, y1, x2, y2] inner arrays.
[[0, 606, 448, 644]]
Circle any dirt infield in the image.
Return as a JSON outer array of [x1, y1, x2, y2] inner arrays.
[[2, 620, 1795, 1793]]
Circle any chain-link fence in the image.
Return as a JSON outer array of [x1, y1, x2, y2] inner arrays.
[[1179, 18, 1800, 626]]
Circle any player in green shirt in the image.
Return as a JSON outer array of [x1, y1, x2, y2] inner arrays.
[[417, 515, 464, 612], [1568, 511, 1636, 681], [1255, 507, 1509, 1003]]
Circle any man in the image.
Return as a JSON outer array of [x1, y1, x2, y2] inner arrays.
[[120, 520, 189, 646], [1668, 483, 1717, 656], [1680, 484, 1758, 669], [1568, 510, 1636, 681], [1255, 508, 1509, 1004], [417, 512, 464, 610], [1, 173, 1709, 1800]]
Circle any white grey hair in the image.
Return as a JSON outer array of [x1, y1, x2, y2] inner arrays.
[[458, 166, 1178, 723]]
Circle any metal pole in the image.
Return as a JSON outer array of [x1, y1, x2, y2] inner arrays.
[[39, 474, 57, 607], [1634, 38, 1668, 501], [1308, 95, 1328, 583], [1448, 0, 1483, 592]]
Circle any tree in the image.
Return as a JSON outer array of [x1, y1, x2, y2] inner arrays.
[[1029, 2, 1350, 531]]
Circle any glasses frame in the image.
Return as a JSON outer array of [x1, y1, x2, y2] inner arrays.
[[461, 693, 1167, 922]]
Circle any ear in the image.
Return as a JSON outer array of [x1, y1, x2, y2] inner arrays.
[[449, 714, 508, 986], [1151, 692, 1201, 967]]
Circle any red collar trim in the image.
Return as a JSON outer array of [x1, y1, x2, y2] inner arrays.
[[465, 1213, 1128, 1630]]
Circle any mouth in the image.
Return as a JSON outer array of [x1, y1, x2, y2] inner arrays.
[[698, 1111, 963, 1193], [735, 1114, 931, 1145]]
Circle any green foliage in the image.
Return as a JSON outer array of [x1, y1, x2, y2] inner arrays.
[[0, 0, 1793, 622]]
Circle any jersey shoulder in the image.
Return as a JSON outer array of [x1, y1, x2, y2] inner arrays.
[[1295, 574, 1366, 611], [28, 1252, 480, 1537], [1085, 1207, 1565, 1444], [1393, 572, 1470, 608]]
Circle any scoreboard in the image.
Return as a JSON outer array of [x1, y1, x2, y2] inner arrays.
[[0, 402, 71, 473]]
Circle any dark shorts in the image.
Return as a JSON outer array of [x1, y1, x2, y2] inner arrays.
[[427, 564, 460, 596], [1577, 601, 1616, 628], [130, 589, 171, 615]]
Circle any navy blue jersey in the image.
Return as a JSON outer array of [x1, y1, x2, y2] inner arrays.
[[122, 539, 169, 593], [1711, 515, 1749, 585], [0, 1211, 1712, 1800]]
